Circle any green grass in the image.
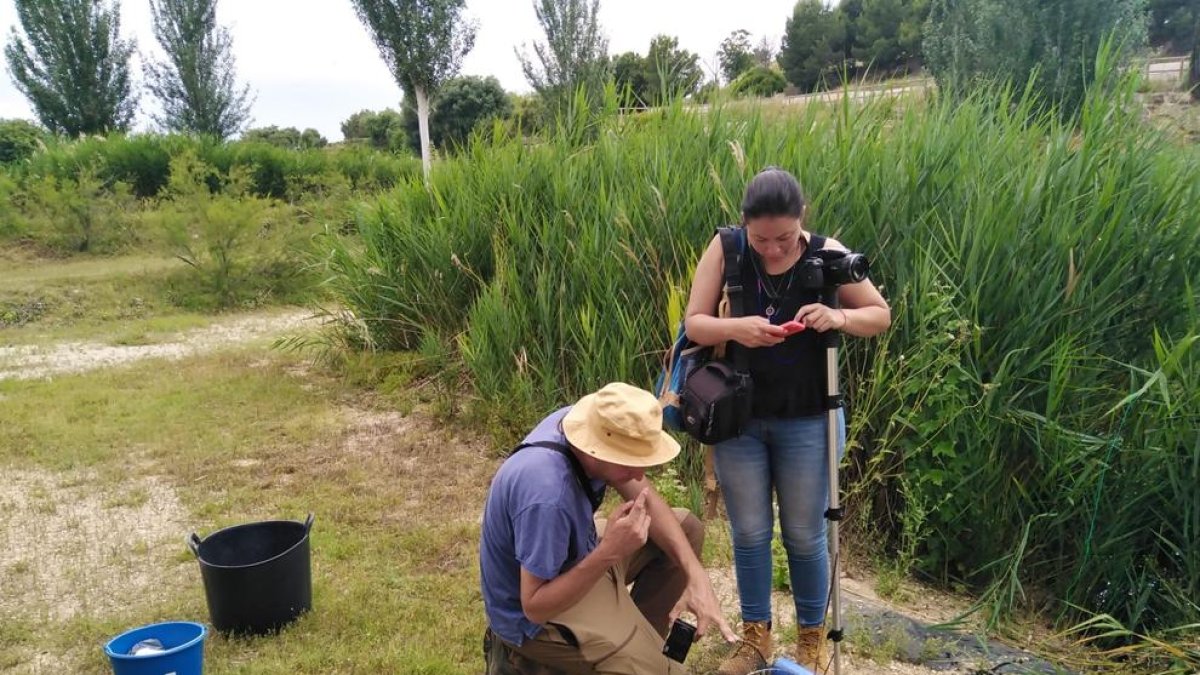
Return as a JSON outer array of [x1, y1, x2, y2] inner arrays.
[[0, 338, 783, 674], [0, 235, 606, 672], [0, 250, 319, 347], [0, 350, 338, 470], [0, 252, 188, 336], [0, 347, 498, 673], [0, 254, 183, 288]]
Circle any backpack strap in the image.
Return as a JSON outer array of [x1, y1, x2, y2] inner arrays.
[[717, 227, 746, 318], [512, 441, 605, 513], [717, 227, 749, 372]]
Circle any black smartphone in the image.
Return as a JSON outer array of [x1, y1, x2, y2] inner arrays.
[[662, 619, 696, 663]]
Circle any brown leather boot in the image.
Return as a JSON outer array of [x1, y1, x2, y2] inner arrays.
[[716, 620, 771, 675], [795, 624, 829, 674]]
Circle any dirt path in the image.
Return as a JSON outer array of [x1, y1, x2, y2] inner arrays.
[[0, 309, 315, 381], [699, 563, 1066, 674]]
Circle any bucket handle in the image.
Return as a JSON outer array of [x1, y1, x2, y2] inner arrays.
[[185, 517, 310, 556]]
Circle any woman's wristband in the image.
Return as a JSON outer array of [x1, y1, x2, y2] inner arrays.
[[839, 309, 850, 331]]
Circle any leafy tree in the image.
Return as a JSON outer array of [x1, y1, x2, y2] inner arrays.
[[899, 0, 931, 68], [145, 0, 253, 138], [778, 0, 843, 92], [612, 51, 650, 108], [753, 35, 776, 67], [834, 0, 865, 71], [644, 34, 703, 104], [4, 0, 137, 136], [507, 92, 547, 136], [299, 128, 326, 150], [0, 118, 45, 163], [517, 0, 610, 112], [730, 65, 787, 97], [924, 0, 1146, 116], [718, 29, 756, 84], [351, 0, 477, 179], [853, 0, 928, 74], [241, 126, 327, 150], [401, 75, 510, 152], [1148, 0, 1196, 55], [341, 109, 406, 151]]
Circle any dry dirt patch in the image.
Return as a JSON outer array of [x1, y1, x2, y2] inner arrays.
[[318, 405, 500, 525], [0, 468, 193, 625]]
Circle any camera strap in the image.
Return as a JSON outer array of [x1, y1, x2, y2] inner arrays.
[[806, 234, 828, 261]]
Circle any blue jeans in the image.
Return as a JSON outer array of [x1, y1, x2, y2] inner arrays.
[[713, 410, 845, 627]]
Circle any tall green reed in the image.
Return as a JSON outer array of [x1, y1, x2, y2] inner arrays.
[[324, 71, 1200, 645]]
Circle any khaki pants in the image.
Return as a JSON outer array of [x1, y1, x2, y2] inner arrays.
[[488, 508, 704, 674]]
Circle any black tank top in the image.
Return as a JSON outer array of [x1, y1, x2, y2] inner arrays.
[[732, 232, 833, 419]]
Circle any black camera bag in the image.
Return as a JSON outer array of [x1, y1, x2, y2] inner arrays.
[[680, 360, 753, 444]]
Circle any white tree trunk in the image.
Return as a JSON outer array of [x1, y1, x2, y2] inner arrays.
[[415, 86, 432, 181], [1191, 14, 1200, 101], [1190, 45, 1198, 101]]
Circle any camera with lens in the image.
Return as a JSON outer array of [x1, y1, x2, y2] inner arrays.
[[797, 250, 870, 289]]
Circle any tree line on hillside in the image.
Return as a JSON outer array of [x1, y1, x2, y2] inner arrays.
[[3, 0, 1197, 177]]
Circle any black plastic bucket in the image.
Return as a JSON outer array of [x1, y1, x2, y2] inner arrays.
[[189, 514, 314, 636]]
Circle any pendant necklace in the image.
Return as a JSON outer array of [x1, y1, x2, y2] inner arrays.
[[751, 254, 795, 319]]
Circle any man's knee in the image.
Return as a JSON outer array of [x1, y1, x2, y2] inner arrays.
[[673, 507, 705, 555]]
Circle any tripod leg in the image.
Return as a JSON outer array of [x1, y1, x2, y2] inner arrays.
[[825, 345, 844, 675]]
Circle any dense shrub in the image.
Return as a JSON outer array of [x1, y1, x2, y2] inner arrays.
[[152, 152, 312, 309], [730, 66, 788, 98], [0, 119, 45, 164], [6, 133, 420, 202]]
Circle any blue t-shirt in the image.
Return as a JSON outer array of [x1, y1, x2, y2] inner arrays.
[[479, 407, 606, 646]]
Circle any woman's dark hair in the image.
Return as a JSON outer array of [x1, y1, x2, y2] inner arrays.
[[741, 167, 806, 220]]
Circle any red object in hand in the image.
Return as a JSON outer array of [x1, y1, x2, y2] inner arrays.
[[780, 320, 806, 335]]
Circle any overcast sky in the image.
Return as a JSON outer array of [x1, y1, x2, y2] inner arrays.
[[0, 0, 799, 141]]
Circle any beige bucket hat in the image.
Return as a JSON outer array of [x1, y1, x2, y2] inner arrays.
[[562, 382, 681, 468]]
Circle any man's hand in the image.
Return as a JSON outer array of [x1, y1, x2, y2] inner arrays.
[[670, 573, 738, 644], [597, 489, 651, 562]]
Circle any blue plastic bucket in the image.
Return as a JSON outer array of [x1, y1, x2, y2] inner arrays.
[[105, 621, 206, 675], [762, 658, 815, 674]]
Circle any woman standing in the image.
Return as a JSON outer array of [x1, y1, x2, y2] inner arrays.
[[684, 167, 891, 674]]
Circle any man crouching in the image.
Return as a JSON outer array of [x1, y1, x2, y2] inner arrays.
[[481, 382, 736, 673]]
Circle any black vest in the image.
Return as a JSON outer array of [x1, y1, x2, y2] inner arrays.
[[734, 233, 833, 419]]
